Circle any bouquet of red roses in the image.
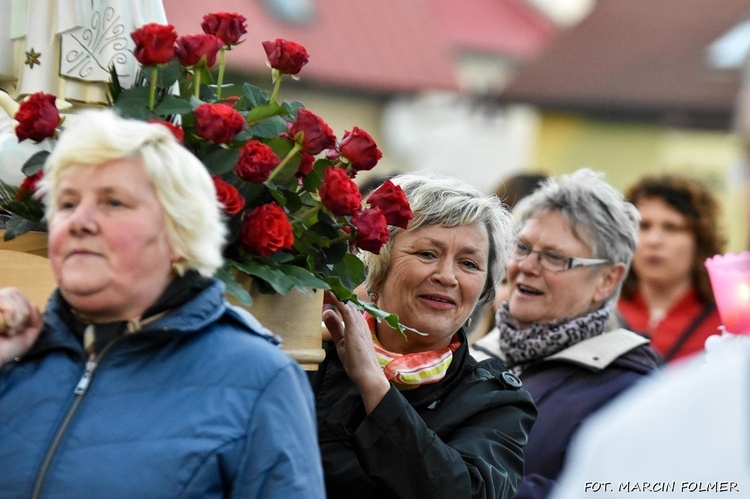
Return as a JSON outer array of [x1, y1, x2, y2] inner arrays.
[[1, 11, 412, 325]]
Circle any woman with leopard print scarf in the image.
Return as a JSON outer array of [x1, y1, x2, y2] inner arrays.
[[471, 168, 661, 499]]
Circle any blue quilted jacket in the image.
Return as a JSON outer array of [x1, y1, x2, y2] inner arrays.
[[0, 280, 324, 499]]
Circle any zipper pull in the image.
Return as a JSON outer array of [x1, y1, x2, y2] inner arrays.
[[74, 358, 96, 395]]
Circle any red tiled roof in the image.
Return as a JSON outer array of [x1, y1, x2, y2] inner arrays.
[[432, 0, 557, 60], [163, 0, 459, 92], [498, 0, 750, 117]]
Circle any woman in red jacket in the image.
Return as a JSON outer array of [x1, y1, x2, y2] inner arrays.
[[617, 174, 726, 363]]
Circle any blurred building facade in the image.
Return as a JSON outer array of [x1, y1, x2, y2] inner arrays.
[[498, 0, 750, 251], [163, 0, 559, 192]]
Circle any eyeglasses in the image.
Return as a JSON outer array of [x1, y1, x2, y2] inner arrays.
[[511, 241, 610, 272]]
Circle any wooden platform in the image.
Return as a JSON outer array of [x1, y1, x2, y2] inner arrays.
[[0, 230, 55, 310]]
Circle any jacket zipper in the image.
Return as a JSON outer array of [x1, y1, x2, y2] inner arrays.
[[30, 330, 126, 499], [29, 313, 170, 498]]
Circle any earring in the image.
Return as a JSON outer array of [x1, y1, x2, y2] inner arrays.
[[368, 291, 379, 303], [465, 317, 473, 328]]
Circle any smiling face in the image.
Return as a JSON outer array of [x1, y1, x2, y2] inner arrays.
[[373, 224, 489, 353], [48, 157, 176, 322], [507, 211, 620, 328], [631, 197, 696, 291]]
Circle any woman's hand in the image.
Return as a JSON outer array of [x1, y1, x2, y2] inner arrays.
[[0, 288, 42, 365], [322, 291, 391, 413]]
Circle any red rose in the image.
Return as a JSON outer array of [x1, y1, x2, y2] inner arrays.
[[289, 109, 336, 155], [14, 92, 60, 143], [240, 203, 294, 257], [319, 167, 362, 216], [194, 103, 246, 144], [339, 127, 382, 172], [16, 171, 43, 200], [295, 152, 315, 179], [352, 208, 390, 254], [148, 119, 184, 143], [201, 12, 247, 46], [131, 23, 177, 66], [262, 39, 309, 75], [175, 34, 224, 68], [366, 180, 413, 229], [234, 140, 280, 183], [212, 176, 245, 216]]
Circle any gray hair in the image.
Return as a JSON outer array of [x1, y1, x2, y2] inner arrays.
[[514, 168, 639, 303], [41, 108, 226, 276], [361, 170, 515, 306]]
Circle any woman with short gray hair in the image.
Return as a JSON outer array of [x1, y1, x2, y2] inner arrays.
[[313, 170, 536, 499], [471, 168, 661, 499]]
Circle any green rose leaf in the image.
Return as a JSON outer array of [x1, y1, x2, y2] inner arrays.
[[201, 148, 241, 175], [21, 151, 49, 175], [155, 94, 194, 116], [216, 265, 253, 306], [246, 101, 286, 125], [246, 116, 288, 139], [3, 214, 40, 240], [240, 82, 269, 107]]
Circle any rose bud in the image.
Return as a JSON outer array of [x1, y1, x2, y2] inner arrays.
[[175, 34, 225, 68], [16, 171, 44, 201], [325, 149, 341, 162], [148, 119, 184, 143], [131, 23, 177, 66], [14, 92, 61, 143], [319, 167, 362, 216], [289, 108, 336, 155], [366, 180, 413, 229], [201, 12, 247, 46], [194, 103, 246, 144], [212, 176, 246, 216], [241, 203, 294, 257], [295, 152, 315, 179], [339, 127, 382, 172], [234, 140, 281, 183], [262, 39, 309, 75], [352, 207, 390, 254]]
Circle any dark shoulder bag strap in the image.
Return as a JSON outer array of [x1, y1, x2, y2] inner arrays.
[[663, 302, 717, 362]]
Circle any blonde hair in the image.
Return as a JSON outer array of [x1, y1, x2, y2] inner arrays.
[[41, 109, 226, 276]]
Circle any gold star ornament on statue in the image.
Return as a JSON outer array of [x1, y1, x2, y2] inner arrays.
[[24, 48, 41, 69]]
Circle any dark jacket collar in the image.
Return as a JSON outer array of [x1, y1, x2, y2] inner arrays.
[[398, 330, 473, 409], [26, 278, 230, 362]]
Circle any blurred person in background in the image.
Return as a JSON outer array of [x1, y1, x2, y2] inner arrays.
[[495, 172, 550, 211], [313, 171, 537, 499], [0, 109, 324, 498], [617, 174, 726, 363], [471, 169, 661, 499]]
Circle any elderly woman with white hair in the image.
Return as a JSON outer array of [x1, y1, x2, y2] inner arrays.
[[313, 172, 537, 499], [0, 109, 324, 498], [471, 168, 661, 499]]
